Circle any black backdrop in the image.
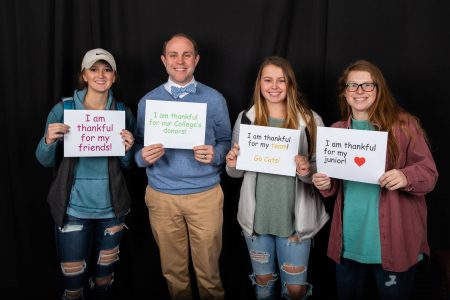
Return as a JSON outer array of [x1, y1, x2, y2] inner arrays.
[[1, 0, 449, 299]]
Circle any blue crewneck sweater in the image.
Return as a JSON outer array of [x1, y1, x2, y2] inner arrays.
[[134, 81, 231, 194]]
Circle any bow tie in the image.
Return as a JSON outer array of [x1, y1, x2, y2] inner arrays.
[[171, 83, 196, 99]]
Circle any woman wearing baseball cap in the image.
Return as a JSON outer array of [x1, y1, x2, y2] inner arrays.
[[36, 48, 135, 300]]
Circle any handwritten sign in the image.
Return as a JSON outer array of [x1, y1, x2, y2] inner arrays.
[[64, 110, 125, 157], [236, 124, 301, 176], [144, 100, 207, 149], [316, 127, 388, 184]]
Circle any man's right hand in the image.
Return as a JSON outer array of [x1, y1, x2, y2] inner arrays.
[[141, 144, 165, 165]]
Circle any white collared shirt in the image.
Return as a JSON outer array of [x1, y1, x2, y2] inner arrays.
[[164, 77, 197, 99]]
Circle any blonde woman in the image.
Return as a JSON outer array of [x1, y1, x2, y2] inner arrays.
[[226, 56, 329, 300]]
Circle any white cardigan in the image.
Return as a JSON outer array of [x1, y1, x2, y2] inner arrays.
[[226, 106, 329, 240]]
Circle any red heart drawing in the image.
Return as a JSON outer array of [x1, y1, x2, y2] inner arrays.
[[354, 157, 366, 167]]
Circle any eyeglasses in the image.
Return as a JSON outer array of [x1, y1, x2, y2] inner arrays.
[[345, 82, 377, 92]]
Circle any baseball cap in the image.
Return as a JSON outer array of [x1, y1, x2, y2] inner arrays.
[[81, 48, 117, 71]]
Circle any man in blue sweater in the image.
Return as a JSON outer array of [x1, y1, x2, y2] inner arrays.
[[134, 33, 231, 299]]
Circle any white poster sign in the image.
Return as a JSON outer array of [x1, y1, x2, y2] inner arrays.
[[144, 100, 207, 149], [64, 110, 125, 157], [236, 124, 301, 176], [316, 127, 388, 184]]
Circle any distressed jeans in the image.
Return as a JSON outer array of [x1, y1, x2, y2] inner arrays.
[[55, 214, 126, 300], [335, 257, 417, 300], [244, 232, 312, 299]]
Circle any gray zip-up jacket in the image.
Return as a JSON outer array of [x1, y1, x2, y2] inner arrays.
[[226, 106, 329, 240]]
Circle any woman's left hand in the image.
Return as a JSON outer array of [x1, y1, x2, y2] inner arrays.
[[295, 155, 310, 176], [121, 129, 134, 152], [379, 169, 407, 190]]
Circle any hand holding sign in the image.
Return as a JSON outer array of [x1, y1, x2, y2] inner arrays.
[[193, 144, 214, 164], [46, 122, 70, 144], [141, 143, 165, 165], [120, 129, 135, 152], [379, 169, 408, 191], [225, 143, 240, 168], [312, 172, 332, 191], [295, 155, 310, 176]]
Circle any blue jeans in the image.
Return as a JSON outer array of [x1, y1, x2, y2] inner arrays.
[[244, 232, 312, 300], [55, 214, 126, 300], [335, 257, 417, 300]]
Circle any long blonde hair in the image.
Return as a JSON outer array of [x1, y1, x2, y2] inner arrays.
[[252, 56, 316, 155]]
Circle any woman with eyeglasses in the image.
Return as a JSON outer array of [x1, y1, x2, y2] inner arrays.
[[312, 60, 438, 300]]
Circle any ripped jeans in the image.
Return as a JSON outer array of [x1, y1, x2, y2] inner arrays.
[[55, 214, 126, 300], [244, 232, 312, 300]]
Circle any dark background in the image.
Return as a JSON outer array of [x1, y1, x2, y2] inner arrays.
[[1, 0, 449, 299]]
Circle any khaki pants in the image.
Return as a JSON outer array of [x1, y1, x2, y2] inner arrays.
[[145, 185, 225, 300]]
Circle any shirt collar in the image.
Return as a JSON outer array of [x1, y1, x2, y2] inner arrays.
[[164, 77, 197, 95]]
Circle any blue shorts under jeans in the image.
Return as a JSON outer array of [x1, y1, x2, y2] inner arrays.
[[244, 232, 312, 299]]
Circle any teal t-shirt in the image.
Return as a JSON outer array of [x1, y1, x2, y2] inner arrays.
[[342, 119, 382, 263], [254, 117, 296, 237]]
